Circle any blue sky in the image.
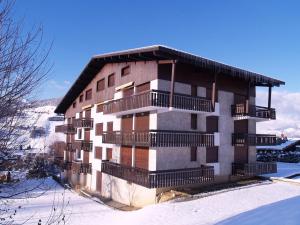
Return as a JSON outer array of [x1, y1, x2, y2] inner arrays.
[[13, 0, 300, 99]]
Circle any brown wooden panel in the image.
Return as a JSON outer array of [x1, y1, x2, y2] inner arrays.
[[136, 82, 150, 93], [84, 129, 90, 141], [234, 120, 248, 133], [234, 146, 248, 163], [191, 85, 197, 96], [107, 122, 113, 132], [96, 171, 102, 192], [83, 151, 89, 163], [95, 147, 102, 159], [123, 87, 134, 97], [191, 114, 197, 130], [121, 115, 133, 132], [95, 123, 103, 136], [121, 146, 132, 166], [135, 147, 149, 170], [85, 109, 91, 118], [206, 116, 218, 132], [96, 78, 105, 92], [206, 147, 218, 163], [96, 104, 103, 113], [190, 147, 197, 161], [135, 112, 149, 130], [106, 148, 112, 160]]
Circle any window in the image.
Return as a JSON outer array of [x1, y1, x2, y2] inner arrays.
[[79, 94, 83, 102], [108, 73, 115, 87], [78, 128, 82, 139], [206, 147, 218, 163], [96, 104, 103, 113], [95, 147, 102, 159], [72, 102, 76, 108], [121, 65, 130, 76], [96, 78, 105, 91], [191, 85, 197, 96], [85, 89, 92, 100], [191, 114, 197, 130], [106, 148, 112, 160], [191, 147, 197, 161], [107, 122, 113, 132], [95, 123, 103, 136]]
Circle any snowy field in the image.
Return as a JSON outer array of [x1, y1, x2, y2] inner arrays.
[[4, 162, 300, 225]]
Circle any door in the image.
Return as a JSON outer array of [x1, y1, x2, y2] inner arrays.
[[84, 129, 90, 141], [136, 82, 150, 93], [135, 147, 149, 170], [135, 112, 149, 131], [121, 115, 133, 132], [120, 146, 132, 166], [96, 171, 102, 192], [123, 87, 134, 97], [85, 109, 91, 118]]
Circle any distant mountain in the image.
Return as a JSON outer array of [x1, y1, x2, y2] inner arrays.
[[33, 98, 62, 107]]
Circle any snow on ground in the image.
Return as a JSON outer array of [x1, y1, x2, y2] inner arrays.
[[4, 175, 300, 225]]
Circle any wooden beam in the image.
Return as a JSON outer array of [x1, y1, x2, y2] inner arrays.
[[211, 73, 217, 110], [158, 60, 174, 64], [268, 86, 272, 109], [245, 82, 251, 114], [169, 60, 177, 107]]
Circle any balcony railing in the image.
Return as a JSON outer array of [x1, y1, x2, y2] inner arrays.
[[102, 130, 215, 147], [232, 162, 277, 176], [232, 133, 277, 146], [103, 90, 212, 114], [72, 141, 93, 152], [73, 118, 93, 128], [63, 161, 72, 170], [55, 124, 76, 134], [101, 161, 214, 188], [71, 161, 92, 174], [231, 104, 276, 120]]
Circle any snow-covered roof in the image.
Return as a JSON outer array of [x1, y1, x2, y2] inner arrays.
[[257, 138, 300, 151]]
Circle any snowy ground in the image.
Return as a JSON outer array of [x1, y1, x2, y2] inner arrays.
[[4, 162, 300, 225]]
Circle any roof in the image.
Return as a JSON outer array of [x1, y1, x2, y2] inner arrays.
[[257, 139, 300, 151], [55, 45, 285, 114]]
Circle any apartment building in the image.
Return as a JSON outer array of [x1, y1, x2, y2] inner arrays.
[[54, 45, 284, 207]]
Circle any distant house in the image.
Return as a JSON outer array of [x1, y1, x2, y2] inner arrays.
[[54, 45, 284, 207]]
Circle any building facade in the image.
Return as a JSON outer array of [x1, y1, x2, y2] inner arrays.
[[54, 46, 284, 207]]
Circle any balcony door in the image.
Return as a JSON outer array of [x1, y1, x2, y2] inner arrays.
[[121, 114, 133, 132], [120, 146, 132, 166], [135, 146, 149, 170], [135, 112, 149, 131], [85, 109, 91, 118], [234, 120, 248, 163]]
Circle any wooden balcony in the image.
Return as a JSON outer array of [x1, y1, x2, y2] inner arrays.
[[102, 130, 215, 147], [103, 90, 213, 115], [101, 161, 214, 188], [232, 133, 277, 146], [73, 118, 93, 129], [232, 162, 277, 176], [71, 161, 92, 174], [72, 140, 93, 152], [231, 104, 276, 120], [55, 124, 76, 134], [63, 161, 72, 170]]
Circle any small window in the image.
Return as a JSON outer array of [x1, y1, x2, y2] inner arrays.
[[96, 104, 103, 113], [96, 78, 105, 92], [95, 147, 102, 159], [191, 114, 197, 130], [79, 94, 83, 102], [85, 89, 92, 100], [191, 147, 197, 161], [95, 123, 103, 136], [121, 65, 130, 76], [78, 128, 82, 139], [108, 73, 115, 87], [72, 102, 76, 108]]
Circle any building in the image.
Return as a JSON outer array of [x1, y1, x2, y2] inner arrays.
[[54, 45, 284, 207]]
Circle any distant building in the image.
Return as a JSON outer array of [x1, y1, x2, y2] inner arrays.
[[54, 45, 284, 207]]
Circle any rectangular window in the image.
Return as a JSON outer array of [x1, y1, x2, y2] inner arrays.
[[206, 147, 218, 163], [96, 104, 103, 113], [108, 73, 115, 87], [191, 147, 197, 161], [191, 114, 197, 130], [106, 148, 112, 160], [121, 65, 130, 76], [95, 123, 103, 136], [107, 122, 113, 132], [78, 128, 82, 139], [72, 102, 76, 108], [96, 78, 105, 91], [85, 89, 92, 100], [95, 147, 102, 160], [79, 94, 83, 102]]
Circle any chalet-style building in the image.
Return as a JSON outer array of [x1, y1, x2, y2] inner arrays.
[[54, 45, 284, 207]]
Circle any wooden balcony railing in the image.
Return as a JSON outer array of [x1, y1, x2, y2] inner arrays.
[[63, 161, 72, 170], [73, 118, 93, 128], [102, 130, 215, 147], [101, 161, 214, 188], [232, 133, 277, 146], [232, 162, 277, 176], [72, 141, 93, 152], [55, 124, 76, 134], [231, 104, 276, 120], [71, 161, 92, 174], [103, 90, 212, 114]]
